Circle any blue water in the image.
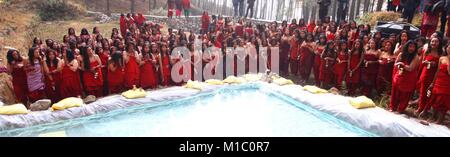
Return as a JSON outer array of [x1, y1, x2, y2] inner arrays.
[[0, 84, 377, 137]]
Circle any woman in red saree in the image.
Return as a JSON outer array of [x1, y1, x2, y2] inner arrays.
[[361, 39, 380, 98], [313, 35, 326, 86], [140, 43, 160, 89], [390, 40, 420, 114], [376, 40, 396, 95], [201, 11, 210, 34], [123, 43, 141, 89], [60, 48, 82, 99], [80, 46, 103, 97], [416, 37, 443, 115], [422, 44, 450, 124], [279, 30, 291, 76], [299, 33, 315, 83], [346, 39, 364, 96], [44, 49, 62, 103], [108, 52, 125, 94], [160, 43, 172, 86], [334, 40, 349, 90], [320, 41, 337, 89], [289, 30, 303, 76], [6, 49, 28, 105]]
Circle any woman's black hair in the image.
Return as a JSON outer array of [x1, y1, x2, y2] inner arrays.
[[337, 40, 348, 52], [305, 33, 314, 42], [6, 49, 23, 65], [81, 28, 89, 36], [351, 39, 364, 56], [111, 51, 124, 68], [318, 34, 327, 45], [400, 40, 418, 63], [45, 49, 59, 68], [68, 27, 76, 36], [398, 30, 409, 45], [28, 47, 40, 66], [80, 46, 91, 70], [66, 49, 75, 63], [425, 37, 444, 56], [382, 39, 395, 55], [93, 27, 100, 34], [95, 46, 103, 55], [323, 40, 336, 57]]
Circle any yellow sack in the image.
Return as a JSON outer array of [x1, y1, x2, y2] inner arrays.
[[0, 104, 29, 115], [349, 96, 376, 109], [205, 79, 224, 85], [303, 85, 329, 94], [223, 76, 246, 84], [51, 97, 84, 111], [121, 86, 147, 99], [184, 80, 204, 90], [39, 130, 67, 137], [243, 74, 261, 82], [272, 77, 294, 86]]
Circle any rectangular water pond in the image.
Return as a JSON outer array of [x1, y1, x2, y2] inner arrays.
[[0, 85, 377, 137]]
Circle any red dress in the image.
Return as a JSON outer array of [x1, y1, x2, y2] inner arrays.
[[201, 14, 210, 33], [334, 51, 349, 90], [244, 27, 254, 36], [60, 63, 82, 98], [108, 65, 124, 94], [346, 53, 361, 95], [289, 38, 300, 75], [376, 57, 395, 94], [100, 52, 109, 95], [120, 16, 127, 37], [161, 54, 171, 86], [427, 64, 450, 114], [140, 56, 160, 89], [124, 55, 140, 89], [390, 60, 418, 112], [361, 53, 379, 97], [299, 43, 315, 82], [82, 60, 103, 97], [11, 65, 28, 104], [45, 65, 62, 103], [319, 50, 336, 87], [313, 46, 324, 86], [416, 55, 440, 113], [235, 24, 244, 37]]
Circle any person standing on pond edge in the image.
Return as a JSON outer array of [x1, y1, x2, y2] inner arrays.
[[245, 0, 256, 18], [318, 0, 331, 23], [233, 0, 245, 17]]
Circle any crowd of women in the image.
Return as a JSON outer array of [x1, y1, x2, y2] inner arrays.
[[4, 10, 450, 124]]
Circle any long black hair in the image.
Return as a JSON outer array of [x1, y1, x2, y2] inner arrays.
[[6, 49, 23, 65], [400, 40, 418, 63], [80, 46, 91, 70], [28, 47, 41, 66], [45, 49, 59, 68], [66, 49, 75, 63], [110, 51, 124, 68]]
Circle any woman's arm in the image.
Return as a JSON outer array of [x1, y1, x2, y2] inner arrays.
[[403, 55, 420, 72]]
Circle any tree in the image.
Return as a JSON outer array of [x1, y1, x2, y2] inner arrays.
[[349, 0, 356, 20], [106, 0, 111, 16], [363, 0, 370, 13], [222, 0, 227, 15], [332, 0, 337, 21], [376, 0, 383, 11], [356, 0, 361, 17], [131, 0, 136, 13]]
